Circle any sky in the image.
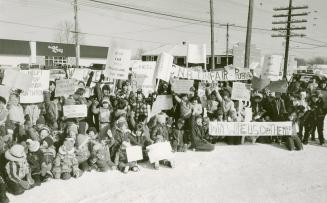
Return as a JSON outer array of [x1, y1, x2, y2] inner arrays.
[[0, 0, 326, 59]]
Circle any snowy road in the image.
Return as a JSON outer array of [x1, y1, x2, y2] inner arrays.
[[9, 143, 327, 203]]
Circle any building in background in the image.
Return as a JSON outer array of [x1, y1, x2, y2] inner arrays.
[[0, 39, 108, 67], [141, 44, 233, 70]]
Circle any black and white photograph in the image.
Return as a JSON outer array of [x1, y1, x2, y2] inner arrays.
[[0, 0, 327, 202]]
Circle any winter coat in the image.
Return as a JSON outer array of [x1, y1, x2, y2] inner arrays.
[[170, 129, 184, 146], [271, 98, 287, 121], [5, 160, 30, 183], [75, 145, 91, 164], [190, 116, 208, 148], [26, 150, 44, 175], [40, 146, 56, 164], [52, 147, 79, 174], [151, 123, 170, 142], [24, 105, 40, 126], [309, 98, 326, 118], [90, 142, 113, 169], [8, 105, 25, 124]]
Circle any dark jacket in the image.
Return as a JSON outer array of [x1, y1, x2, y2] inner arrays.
[[27, 150, 44, 175]]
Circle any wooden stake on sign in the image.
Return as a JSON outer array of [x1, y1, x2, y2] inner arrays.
[[155, 79, 160, 92], [113, 79, 117, 94]]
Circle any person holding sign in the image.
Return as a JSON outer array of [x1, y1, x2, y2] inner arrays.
[[92, 96, 113, 130]]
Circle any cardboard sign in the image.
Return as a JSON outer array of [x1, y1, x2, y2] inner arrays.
[[63, 105, 87, 118], [171, 79, 194, 94], [20, 70, 50, 103], [2, 70, 33, 91], [55, 79, 76, 97], [146, 142, 174, 163], [155, 52, 173, 82], [132, 61, 157, 96], [0, 85, 10, 102], [106, 48, 131, 80], [209, 121, 292, 136], [231, 82, 251, 101], [171, 65, 252, 82], [187, 44, 206, 64], [150, 95, 173, 117], [126, 146, 143, 162]]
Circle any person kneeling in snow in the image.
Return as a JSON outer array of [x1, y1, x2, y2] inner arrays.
[[170, 118, 187, 152], [89, 129, 116, 172], [4, 144, 35, 195], [285, 112, 303, 151], [26, 139, 44, 186], [39, 136, 56, 181], [150, 113, 175, 170], [52, 138, 81, 180], [115, 141, 140, 174]]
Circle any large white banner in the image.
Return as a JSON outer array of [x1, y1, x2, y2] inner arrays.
[[171, 65, 252, 82], [106, 48, 131, 80], [187, 44, 206, 64], [20, 70, 49, 103], [209, 121, 293, 136]]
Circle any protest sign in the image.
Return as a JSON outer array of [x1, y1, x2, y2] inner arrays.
[[146, 142, 174, 163], [231, 82, 251, 101], [171, 79, 194, 94], [265, 80, 288, 93], [187, 44, 206, 64], [209, 121, 292, 136], [55, 79, 76, 97], [244, 107, 253, 122], [150, 95, 173, 117], [63, 105, 87, 118], [0, 85, 10, 102], [126, 146, 143, 162], [155, 52, 173, 82], [2, 70, 33, 91], [106, 48, 131, 80], [171, 65, 252, 82], [132, 61, 156, 96], [20, 70, 49, 103]]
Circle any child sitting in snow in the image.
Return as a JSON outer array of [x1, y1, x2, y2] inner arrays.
[[0, 175, 9, 203], [52, 138, 81, 180], [89, 130, 116, 172], [170, 118, 187, 152], [26, 139, 43, 186], [5, 144, 35, 195], [150, 113, 175, 170], [75, 134, 91, 172], [115, 141, 140, 174], [39, 136, 56, 181]]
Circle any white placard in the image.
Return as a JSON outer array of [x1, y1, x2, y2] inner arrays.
[[63, 105, 87, 118], [20, 70, 49, 103], [126, 146, 143, 162], [106, 48, 131, 80], [146, 142, 174, 163], [231, 82, 251, 101], [187, 44, 206, 64]]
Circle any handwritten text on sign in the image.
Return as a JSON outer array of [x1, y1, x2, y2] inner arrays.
[[20, 70, 49, 103], [63, 105, 87, 118], [106, 48, 131, 80], [231, 82, 251, 101], [209, 122, 293, 136], [55, 79, 76, 97], [171, 65, 252, 82]]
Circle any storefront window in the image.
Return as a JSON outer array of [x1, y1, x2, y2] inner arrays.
[[45, 56, 68, 67]]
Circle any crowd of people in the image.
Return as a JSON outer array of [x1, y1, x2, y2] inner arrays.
[[0, 68, 325, 203]]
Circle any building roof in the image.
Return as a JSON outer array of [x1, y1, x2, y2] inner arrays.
[[142, 44, 226, 57]]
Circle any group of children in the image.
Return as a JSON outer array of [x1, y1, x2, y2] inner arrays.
[[1, 70, 324, 203]]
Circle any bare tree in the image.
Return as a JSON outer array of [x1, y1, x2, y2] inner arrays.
[[53, 20, 84, 44]]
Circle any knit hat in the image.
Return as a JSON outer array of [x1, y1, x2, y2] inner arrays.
[[102, 97, 110, 104], [26, 139, 40, 152], [76, 134, 89, 148], [87, 127, 97, 135], [5, 144, 26, 162], [42, 136, 54, 147]]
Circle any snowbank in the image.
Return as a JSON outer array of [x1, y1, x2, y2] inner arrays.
[[9, 143, 327, 203]]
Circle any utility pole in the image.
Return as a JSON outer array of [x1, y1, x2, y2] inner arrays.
[[272, 0, 308, 80], [244, 0, 254, 69], [226, 23, 229, 66], [210, 0, 215, 70], [74, 0, 80, 68]]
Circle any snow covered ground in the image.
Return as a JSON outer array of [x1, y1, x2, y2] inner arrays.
[[9, 143, 327, 203]]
